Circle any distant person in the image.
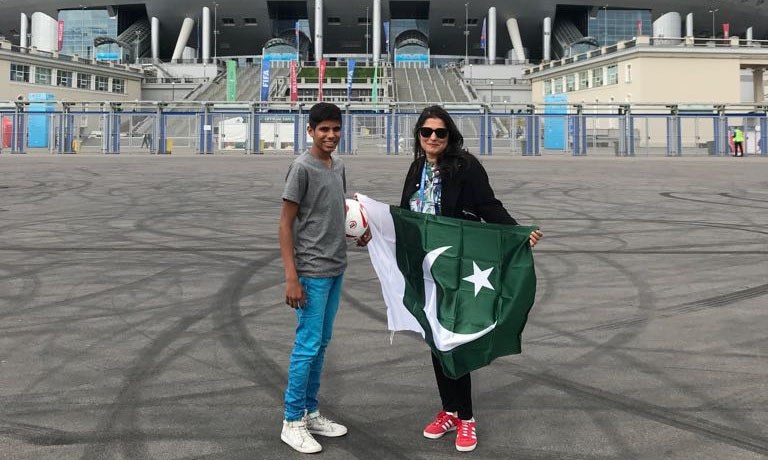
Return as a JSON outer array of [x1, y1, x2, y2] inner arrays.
[[733, 127, 744, 157], [278, 102, 370, 454], [141, 133, 152, 150]]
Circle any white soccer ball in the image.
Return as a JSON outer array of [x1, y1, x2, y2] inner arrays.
[[344, 198, 369, 238]]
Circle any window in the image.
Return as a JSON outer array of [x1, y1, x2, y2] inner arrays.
[[357, 17, 370, 25], [243, 18, 258, 26], [607, 64, 618, 85], [327, 17, 341, 25], [579, 70, 589, 89], [566, 74, 576, 92], [554, 77, 563, 94], [221, 18, 235, 26], [57, 70, 73, 87], [442, 18, 456, 26], [592, 68, 603, 87], [112, 78, 124, 94], [543, 79, 552, 96], [10, 63, 30, 82], [466, 18, 479, 26], [35, 67, 52, 85], [625, 64, 632, 83], [77, 73, 92, 89], [95, 75, 109, 92]]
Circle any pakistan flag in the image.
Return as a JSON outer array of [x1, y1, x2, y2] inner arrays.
[[357, 194, 537, 379]]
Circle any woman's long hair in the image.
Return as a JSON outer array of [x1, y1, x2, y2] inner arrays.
[[412, 105, 467, 176]]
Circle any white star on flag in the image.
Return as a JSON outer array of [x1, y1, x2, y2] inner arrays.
[[463, 261, 495, 296]]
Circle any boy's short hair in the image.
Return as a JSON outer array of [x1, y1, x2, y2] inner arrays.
[[308, 102, 342, 128]]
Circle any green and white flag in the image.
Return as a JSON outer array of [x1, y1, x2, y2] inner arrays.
[[358, 194, 537, 379]]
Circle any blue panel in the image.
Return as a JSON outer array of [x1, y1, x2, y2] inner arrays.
[[28, 93, 55, 148], [544, 94, 567, 150]]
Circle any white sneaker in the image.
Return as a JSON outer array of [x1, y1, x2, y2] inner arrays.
[[305, 411, 348, 437], [281, 419, 322, 454]]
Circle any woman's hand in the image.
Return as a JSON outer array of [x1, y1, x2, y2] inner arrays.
[[529, 229, 543, 248]]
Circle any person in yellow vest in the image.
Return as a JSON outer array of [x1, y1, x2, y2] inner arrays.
[[733, 127, 745, 157]]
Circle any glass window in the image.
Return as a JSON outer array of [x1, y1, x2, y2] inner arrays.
[[579, 70, 589, 89], [112, 78, 124, 93], [95, 75, 109, 91], [77, 73, 92, 90], [592, 68, 603, 87], [59, 9, 120, 60], [35, 67, 52, 85], [607, 65, 618, 85], [543, 79, 552, 96], [57, 70, 73, 87], [10, 63, 30, 82], [566, 74, 576, 92], [554, 77, 563, 94]]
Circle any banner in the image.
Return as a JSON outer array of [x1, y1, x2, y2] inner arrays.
[[723, 23, 730, 39], [636, 19, 642, 36], [318, 59, 326, 101], [57, 21, 64, 51], [480, 17, 487, 51], [346, 59, 356, 101], [226, 60, 237, 101], [290, 60, 298, 104], [384, 21, 390, 55], [260, 59, 271, 102]]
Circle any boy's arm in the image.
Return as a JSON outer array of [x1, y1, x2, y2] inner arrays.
[[279, 199, 305, 309]]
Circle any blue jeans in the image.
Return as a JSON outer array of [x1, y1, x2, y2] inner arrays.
[[284, 274, 343, 422]]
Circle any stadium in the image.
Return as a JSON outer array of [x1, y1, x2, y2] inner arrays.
[[3, 0, 768, 157]]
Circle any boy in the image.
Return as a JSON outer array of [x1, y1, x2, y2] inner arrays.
[[279, 102, 353, 454]]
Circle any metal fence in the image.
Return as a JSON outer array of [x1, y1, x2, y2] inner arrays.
[[2, 102, 767, 157]]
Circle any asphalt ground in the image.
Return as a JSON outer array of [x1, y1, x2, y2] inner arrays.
[[0, 153, 766, 460]]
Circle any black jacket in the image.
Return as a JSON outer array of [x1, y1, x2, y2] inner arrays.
[[399, 151, 518, 225]]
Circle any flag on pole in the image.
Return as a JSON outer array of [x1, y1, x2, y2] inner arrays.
[[260, 59, 270, 102], [346, 59, 356, 101], [384, 21, 390, 56], [480, 17, 487, 51], [723, 23, 730, 39], [290, 60, 298, 105], [318, 59, 326, 101], [358, 194, 538, 379]]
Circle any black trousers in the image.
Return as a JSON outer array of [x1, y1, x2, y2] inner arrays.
[[734, 142, 744, 155], [431, 353, 473, 420]]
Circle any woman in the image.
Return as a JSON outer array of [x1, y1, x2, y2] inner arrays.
[[400, 105, 542, 452]]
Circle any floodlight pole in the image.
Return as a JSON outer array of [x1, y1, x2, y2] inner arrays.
[[464, 2, 470, 66], [709, 8, 719, 39]]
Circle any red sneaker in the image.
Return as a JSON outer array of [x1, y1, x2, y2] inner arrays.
[[422, 411, 459, 439], [455, 418, 477, 452]]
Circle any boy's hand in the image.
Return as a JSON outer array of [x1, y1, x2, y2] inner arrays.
[[356, 228, 372, 247], [285, 279, 305, 309]]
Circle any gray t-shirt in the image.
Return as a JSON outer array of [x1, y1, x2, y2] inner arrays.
[[282, 151, 347, 277]]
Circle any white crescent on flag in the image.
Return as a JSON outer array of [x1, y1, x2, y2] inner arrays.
[[423, 246, 497, 351]]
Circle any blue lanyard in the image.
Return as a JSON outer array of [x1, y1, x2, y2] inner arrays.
[[419, 162, 428, 213]]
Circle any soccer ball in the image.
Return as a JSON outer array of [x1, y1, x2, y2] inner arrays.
[[344, 198, 369, 238]]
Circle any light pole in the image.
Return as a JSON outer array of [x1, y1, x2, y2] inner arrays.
[[489, 80, 494, 103], [708, 8, 719, 39], [213, 2, 219, 61], [464, 2, 470, 66], [602, 5, 608, 46], [365, 6, 370, 65]]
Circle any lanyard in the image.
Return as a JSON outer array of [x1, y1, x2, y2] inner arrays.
[[419, 162, 428, 213]]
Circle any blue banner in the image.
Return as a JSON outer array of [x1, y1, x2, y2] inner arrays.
[[346, 59, 356, 101], [383, 21, 390, 54], [295, 20, 300, 58], [481, 18, 487, 50], [260, 60, 271, 102]]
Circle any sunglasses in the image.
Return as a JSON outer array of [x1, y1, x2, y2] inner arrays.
[[418, 127, 449, 139]]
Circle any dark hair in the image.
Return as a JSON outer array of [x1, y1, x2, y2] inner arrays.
[[412, 105, 467, 175], [308, 102, 342, 128]]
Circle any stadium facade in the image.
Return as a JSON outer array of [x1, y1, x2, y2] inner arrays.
[[0, 1, 766, 63]]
